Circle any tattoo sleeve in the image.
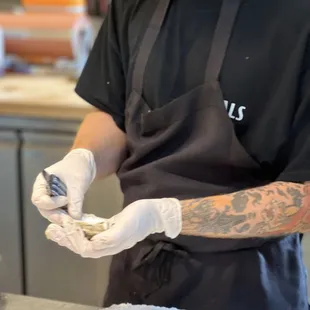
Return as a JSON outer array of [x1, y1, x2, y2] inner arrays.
[[181, 181, 310, 238]]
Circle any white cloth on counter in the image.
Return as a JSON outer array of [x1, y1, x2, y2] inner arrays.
[[106, 304, 180, 310], [2, 294, 182, 310]]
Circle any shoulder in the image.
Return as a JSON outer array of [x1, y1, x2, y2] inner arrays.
[[111, 0, 156, 21], [110, 0, 158, 52]]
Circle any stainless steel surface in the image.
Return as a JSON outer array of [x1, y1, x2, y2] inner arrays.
[[21, 131, 123, 306], [0, 116, 80, 133], [0, 130, 23, 294], [2, 294, 98, 310]]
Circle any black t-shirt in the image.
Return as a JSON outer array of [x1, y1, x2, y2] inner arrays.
[[76, 0, 310, 184]]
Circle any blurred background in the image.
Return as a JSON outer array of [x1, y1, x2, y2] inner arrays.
[[0, 0, 309, 308], [0, 0, 124, 307]]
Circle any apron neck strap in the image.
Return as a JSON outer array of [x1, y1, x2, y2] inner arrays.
[[204, 0, 242, 82], [132, 0, 171, 95], [132, 0, 242, 95]]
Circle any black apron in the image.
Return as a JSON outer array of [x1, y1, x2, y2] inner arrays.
[[104, 0, 308, 309]]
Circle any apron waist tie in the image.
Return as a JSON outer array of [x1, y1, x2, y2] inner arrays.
[[131, 240, 202, 299]]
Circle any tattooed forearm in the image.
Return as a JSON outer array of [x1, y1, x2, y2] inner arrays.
[[181, 181, 310, 238]]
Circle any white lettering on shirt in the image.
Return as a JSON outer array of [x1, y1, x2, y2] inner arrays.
[[224, 100, 246, 121]]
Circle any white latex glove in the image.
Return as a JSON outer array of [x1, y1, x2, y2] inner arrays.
[[45, 198, 182, 258], [31, 148, 96, 225]]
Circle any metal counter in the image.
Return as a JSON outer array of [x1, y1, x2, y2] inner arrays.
[[1, 294, 99, 310]]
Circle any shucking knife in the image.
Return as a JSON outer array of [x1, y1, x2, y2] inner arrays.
[[42, 169, 68, 213], [41, 169, 109, 239]]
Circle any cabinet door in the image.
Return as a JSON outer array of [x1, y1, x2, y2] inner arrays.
[[0, 131, 23, 294], [21, 132, 123, 306]]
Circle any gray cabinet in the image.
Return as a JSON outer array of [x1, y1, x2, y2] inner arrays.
[[21, 131, 123, 306], [0, 130, 23, 294]]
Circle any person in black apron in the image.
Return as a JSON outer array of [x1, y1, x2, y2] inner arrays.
[[32, 0, 310, 309], [101, 1, 309, 309]]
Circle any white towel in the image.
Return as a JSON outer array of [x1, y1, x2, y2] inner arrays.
[[106, 304, 181, 310]]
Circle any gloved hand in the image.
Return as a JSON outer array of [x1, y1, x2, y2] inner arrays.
[[45, 198, 182, 258], [31, 148, 96, 225]]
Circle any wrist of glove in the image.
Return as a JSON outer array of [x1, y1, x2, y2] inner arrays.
[[45, 198, 182, 258], [31, 148, 96, 224], [155, 198, 183, 239]]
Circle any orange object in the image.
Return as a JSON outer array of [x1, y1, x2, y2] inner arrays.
[[22, 0, 85, 5], [0, 12, 93, 64], [22, 0, 86, 13]]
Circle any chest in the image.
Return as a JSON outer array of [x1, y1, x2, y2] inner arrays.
[[124, 0, 309, 164]]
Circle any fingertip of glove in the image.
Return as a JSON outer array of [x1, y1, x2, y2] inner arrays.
[[32, 195, 54, 209], [69, 209, 82, 220], [53, 196, 69, 208], [45, 223, 61, 240], [32, 195, 68, 210]]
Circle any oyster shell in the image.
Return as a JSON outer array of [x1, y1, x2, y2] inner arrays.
[[76, 221, 109, 239], [75, 214, 111, 239]]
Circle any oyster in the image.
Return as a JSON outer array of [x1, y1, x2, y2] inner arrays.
[[76, 221, 109, 239], [75, 214, 111, 239]]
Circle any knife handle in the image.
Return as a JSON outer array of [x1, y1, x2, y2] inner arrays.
[[42, 169, 68, 212]]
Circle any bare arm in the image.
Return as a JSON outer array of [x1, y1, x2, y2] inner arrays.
[[181, 181, 310, 238], [72, 111, 127, 178]]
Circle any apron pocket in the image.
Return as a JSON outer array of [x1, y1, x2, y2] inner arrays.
[[130, 240, 203, 307], [125, 83, 222, 136], [141, 84, 221, 135]]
